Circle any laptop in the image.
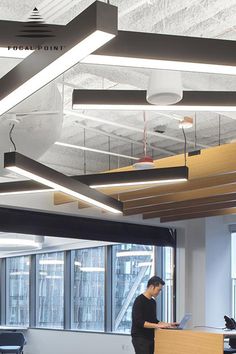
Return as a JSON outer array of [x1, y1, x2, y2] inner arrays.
[[165, 313, 192, 330]]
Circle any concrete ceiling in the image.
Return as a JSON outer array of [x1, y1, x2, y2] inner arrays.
[[1, 0, 236, 179]]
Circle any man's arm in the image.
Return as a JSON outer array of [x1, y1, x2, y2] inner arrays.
[[144, 321, 173, 329]]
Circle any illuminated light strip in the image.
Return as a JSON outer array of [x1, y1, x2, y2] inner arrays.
[[72, 103, 236, 112], [116, 250, 153, 257], [0, 32, 114, 116], [40, 259, 64, 265], [0, 189, 53, 196], [0, 47, 34, 59], [89, 178, 187, 189], [75, 166, 189, 189], [81, 30, 236, 76], [79, 267, 105, 272], [4, 152, 123, 214], [0, 1, 117, 116], [55, 141, 139, 161], [82, 54, 236, 76], [72, 89, 236, 112], [0, 238, 40, 247]]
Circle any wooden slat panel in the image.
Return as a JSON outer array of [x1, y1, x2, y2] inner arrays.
[[54, 192, 77, 205], [53, 142, 236, 207], [124, 183, 236, 209], [119, 172, 236, 201], [143, 200, 236, 219], [160, 207, 236, 222], [155, 330, 223, 354], [110, 142, 236, 176], [124, 192, 236, 216]]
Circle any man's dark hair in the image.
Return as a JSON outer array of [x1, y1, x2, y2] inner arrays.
[[147, 276, 165, 288]]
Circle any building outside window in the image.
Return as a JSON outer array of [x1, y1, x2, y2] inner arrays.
[[2, 242, 175, 332], [37, 252, 64, 328], [71, 247, 105, 331], [112, 244, 155, 333], [162, 247, 175, 322], [232, 233, 236, 318], [6, 256, 30, 325]]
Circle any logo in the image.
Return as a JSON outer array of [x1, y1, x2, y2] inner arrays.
[[16, 7, 55, 38], [8, 8, 64, 52]]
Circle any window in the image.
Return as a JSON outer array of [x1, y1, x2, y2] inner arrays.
[[6, 256, 30, 325], [71, 247, 105, 331], [112, 244, 155, 333], [162, 247, 175, 322], [2, 241, 176, 332], [232, 233, 236, 318], [37, 252, 64, 328]]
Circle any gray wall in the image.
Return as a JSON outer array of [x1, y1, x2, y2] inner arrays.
[[24, 329, 134, 354]]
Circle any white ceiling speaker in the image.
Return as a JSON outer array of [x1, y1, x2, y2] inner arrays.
[[146, 69, 183, 105]]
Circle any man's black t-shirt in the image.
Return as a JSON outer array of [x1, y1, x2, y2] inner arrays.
[[131, 294, 159, 341]]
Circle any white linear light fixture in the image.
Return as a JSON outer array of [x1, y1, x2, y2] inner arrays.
[[0, 47, 34, 59], [4, 152, 123, 214], [0, 163, 188, 193], [55, 141, 139, 161], [0, 180, 53, 195], [72, 89, 236, 112], [82, 30, 236, 76], [0, 1, 117, 116], [74, 166, 189, 188]]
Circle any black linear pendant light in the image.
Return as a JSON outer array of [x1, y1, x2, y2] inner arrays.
[[72, 89, 236, 112], [81, 30, 236, 75], [75, 166, 189, 188], [0, 163, 188, 195], [4, 152, 123, 214], [0, 1, 117, 116]]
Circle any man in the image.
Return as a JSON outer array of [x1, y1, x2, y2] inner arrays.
[[131, 276, 177, 354]]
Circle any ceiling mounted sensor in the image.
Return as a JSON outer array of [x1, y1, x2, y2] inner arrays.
[[72, 89, 236, 112], [179, 116, 193, 129], [0, 1, 117, 116], [146, 70, 183, 105], [4, 151, 123, 214], [0, 233, 44, 250], [81, 30, 236, 76]]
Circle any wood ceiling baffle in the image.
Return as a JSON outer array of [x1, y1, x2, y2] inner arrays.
[[54, 142, 236, 221]]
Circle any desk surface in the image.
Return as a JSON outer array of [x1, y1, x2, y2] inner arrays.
[[192, 327, 236, 337]]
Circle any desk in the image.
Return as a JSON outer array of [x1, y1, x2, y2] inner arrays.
[[154, 329, 236, 354]]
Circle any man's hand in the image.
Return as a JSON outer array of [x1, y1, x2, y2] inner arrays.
[[155, 322, 172, 329], [155, 322, 179, 329], [170, 322, 179, 327]]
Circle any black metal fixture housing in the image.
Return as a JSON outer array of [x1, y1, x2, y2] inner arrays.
[[76, 166, 189, 188], [0, 1, 117, 116], [82, 30, 236, 75], [1, 160, 188, 195], [4, 152, 123, 214], [72, 89, 236, 111]]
